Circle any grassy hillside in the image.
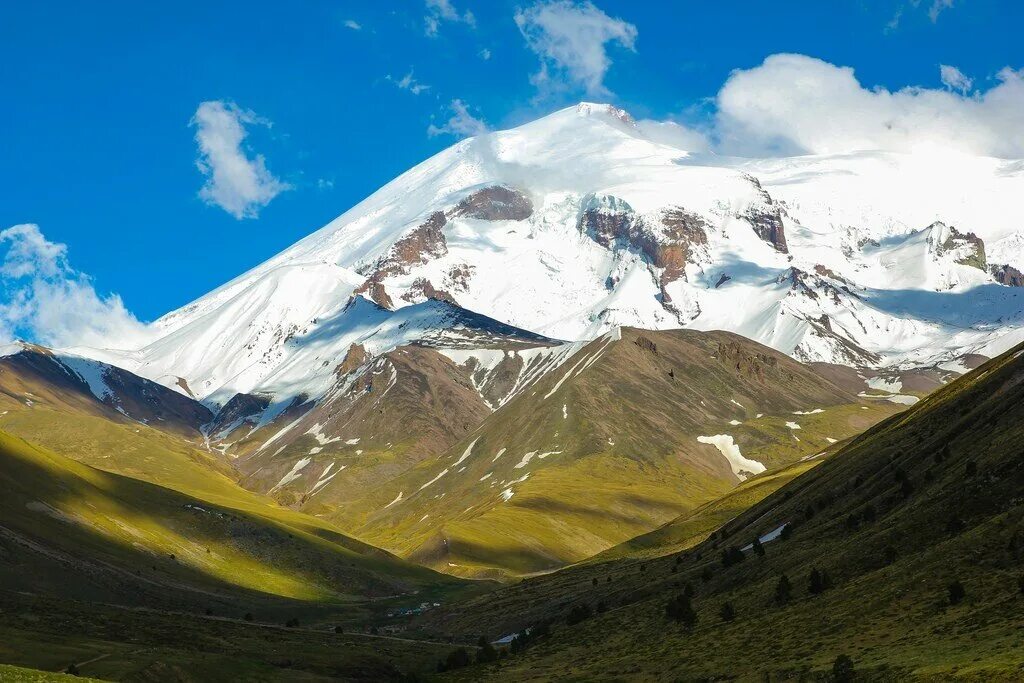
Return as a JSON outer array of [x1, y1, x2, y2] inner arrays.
[[0, 429, 467, 614], [416, 341, 1024, 680], [334, 328, 901, 578], [0, 591, 460, 682]]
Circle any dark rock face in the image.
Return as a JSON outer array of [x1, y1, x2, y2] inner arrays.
[[741, 175, 788, 253], [207, 392, 272, 439], [634, 336, 658, 354], [578, 201, 709, 306], [779, 267, 851, 305], [744, 206, 787, 253], [388, 211, 449, 266], [715, 273, 731, 288], [992, 263, 1024, 287], [446, 263, 475, 292], [335, 343, 368, 378], [353, 278, 394, 309], [401, 277, 459, 305], [940, 225, 986, 271], [355, 212, 450, 309], [451, 186, 533, 221]]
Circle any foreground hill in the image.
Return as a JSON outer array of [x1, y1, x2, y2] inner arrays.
[[415, 340, 1024, 680], [0, 429, 465, 613], [325, 327, 902, 577]]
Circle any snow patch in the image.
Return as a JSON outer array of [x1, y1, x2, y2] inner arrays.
[[696, 435, 766, 481]]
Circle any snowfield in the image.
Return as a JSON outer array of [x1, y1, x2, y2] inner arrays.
[[65, 102, 1024, 416]]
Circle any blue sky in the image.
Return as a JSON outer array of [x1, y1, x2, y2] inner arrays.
[[1, 0, 1021, 328]]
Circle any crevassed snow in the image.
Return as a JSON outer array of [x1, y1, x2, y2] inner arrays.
[[696, 435, 767, 481]]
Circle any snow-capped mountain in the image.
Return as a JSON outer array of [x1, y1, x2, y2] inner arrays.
[[75, 102, 1024, 410]]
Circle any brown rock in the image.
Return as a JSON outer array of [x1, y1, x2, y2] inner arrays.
[[992, 263, 1024, 287], [450, 186, 533, 221]]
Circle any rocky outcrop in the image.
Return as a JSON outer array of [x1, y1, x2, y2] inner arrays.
[[354, 212, 449, 309], [387, 211, 449, 266], [335, 343, 368, 378], [578, 196, 709, 306], [992, 263, 1024, 287], [353, 278, 394, 309], [401, 277, 459, 305], [933, 222, 986, 271], [741, 175, 788, 253], [451, 186, 533, 221], [779, 267, 853, 305]]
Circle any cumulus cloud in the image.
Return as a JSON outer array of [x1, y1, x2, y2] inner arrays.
[[428, 100, 489, 138], [387, 70, 431, 95], [940, 64, 973, 93], [713, 54, 1024, 158], [343, 19, 362, 30], [190, 101, 291, 219], [424, 0, 475, 37], [0, 224, 151, 349], [514, 0, 637, 96]]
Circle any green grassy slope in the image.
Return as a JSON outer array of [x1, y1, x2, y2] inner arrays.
[[419, 341, 1024, 681], [334, 328, 901, 578], [0, 592, 460, 682], [0, 429, 464, 613]]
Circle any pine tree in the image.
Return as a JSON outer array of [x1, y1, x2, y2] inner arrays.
[[476, 636, 498, 664], [808, 568, 832, 595], [752, 538, 765, 556], [666, 594, 698, 629], [719, 601, 736, 622], [775, 574, 793, 605], [948, 579, 966, 605], [832, 654, 855, 682]]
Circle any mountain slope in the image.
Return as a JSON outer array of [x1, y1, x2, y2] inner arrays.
[[69, 103, 1023, 416], [0, 429, 461, 609], [326, 327, 902, 577], [420, 340, 1024, 680]]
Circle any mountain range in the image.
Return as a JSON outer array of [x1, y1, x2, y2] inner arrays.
[[3, 102, 1024, 681]]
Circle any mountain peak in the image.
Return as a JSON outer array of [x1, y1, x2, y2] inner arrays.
[[573, 102, 636, 126]]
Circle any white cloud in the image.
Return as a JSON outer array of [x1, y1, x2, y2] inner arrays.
[[387, 71, 431, 95], [479, 48, 492, 60], [634, 119, 710, 153], [940, 64, 973, 94], [343, 19, 362, 30], [927, 0, 955, 22], [0, 224, 152, 349], [424, 0, 475, 37], [190, 101, 291, 219], [427, 100, 489, 138], [514, 0, 637, 96], [713, 54, 1024, 158], [885, 0, 956, 32]]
